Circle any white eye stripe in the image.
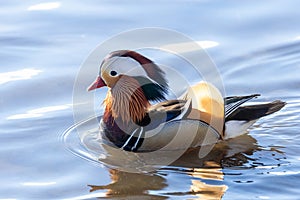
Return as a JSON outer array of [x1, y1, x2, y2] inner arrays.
[[102, 57, 147, 76], [101, 57, 119, 72], [100, 56, 162, 87]]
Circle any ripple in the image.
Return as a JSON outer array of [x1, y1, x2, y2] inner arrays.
[[61, 116, 104, 167], [62, 116, 178, 173]]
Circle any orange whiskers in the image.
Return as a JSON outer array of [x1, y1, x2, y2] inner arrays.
[[103, 75, 150, 124]]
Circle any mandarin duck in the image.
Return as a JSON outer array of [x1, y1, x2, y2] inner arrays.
[[88, 50, 285, 152]]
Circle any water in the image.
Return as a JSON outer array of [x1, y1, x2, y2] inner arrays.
[[1, 0, 300, 199]]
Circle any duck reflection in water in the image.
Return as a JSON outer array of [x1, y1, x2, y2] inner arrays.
[[89, 169, 168, 199], [88, 133, 283, 199]]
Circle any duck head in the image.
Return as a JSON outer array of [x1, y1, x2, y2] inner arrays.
[[87, 50, 169, 124]]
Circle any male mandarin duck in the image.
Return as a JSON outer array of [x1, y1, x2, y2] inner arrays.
[[87, 50, 285, 152]]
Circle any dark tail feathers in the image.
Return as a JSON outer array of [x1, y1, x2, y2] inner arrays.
[[225, 100, 286, 121]]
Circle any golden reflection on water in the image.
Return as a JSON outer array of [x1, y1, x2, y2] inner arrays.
[[188, 161, 227, 200], [190, 179, 227, 200], [189, 161, 224, 180]]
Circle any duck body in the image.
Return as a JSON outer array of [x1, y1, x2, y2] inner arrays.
[[100, 98, 220, 152], [88, 50, 285, 152]]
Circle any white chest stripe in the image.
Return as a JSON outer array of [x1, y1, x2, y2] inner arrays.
[[121, 127, 144, 151]]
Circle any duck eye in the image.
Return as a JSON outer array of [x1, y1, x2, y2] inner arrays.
[[110, 70, 118, 76]]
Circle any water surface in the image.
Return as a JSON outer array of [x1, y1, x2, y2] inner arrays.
[[1, 1, 300, 199]]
